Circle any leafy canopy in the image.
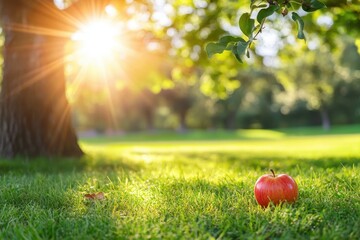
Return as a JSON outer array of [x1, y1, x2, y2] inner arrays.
[[205, 0, 326, 63]]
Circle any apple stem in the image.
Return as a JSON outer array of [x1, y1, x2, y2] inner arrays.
[[270, 169, 276, 177]]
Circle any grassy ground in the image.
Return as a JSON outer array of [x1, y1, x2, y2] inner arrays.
[[1, 126, 360, 239]]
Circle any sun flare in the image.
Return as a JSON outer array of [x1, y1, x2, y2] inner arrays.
[[71, 19, 121, 65]]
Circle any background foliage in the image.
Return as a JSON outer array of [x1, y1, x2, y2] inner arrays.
[[1, 0, 360, 133]]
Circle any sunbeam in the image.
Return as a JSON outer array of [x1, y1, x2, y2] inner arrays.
[[2, 0, 159, 135]]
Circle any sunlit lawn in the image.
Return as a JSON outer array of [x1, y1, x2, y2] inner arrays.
[[0, 127, 359, 239]]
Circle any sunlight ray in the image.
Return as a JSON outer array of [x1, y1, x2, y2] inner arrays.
[[7, 55, 65, 98], [49, 95, 72, 153], [65, 62, 89, 102], [5, 23, 73, 38], [100, 64, 119, 131]]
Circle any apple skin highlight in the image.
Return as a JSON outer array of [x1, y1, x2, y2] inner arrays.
[[254, 170, 298, 207]]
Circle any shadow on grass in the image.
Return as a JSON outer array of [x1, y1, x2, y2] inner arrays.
[[1, 150, 358, 176], [179, 152, 360, 171], [0, 154, 143, 175]]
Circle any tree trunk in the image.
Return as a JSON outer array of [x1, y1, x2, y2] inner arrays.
[[177, 110, 188, 133], [0, 0, 83, 158], [225, 110, 237, 130], [144, 109, 155, 132], [222, 102, 238, 130], [320, 108, 331, 131]]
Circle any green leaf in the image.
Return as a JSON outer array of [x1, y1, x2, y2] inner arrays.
[[239, 13, 255, 38], [206, 36, 247, 59], [237, 40, 249, 57], [257, 5, 279, 23], [205, 42, 227, 58], [302, 0, 326, 12], [251, 3, 268, 10], [230, 38, 249, 63], [291, 12, 306, 40], [231, 40, 250, 63], [219, 36, 243, 51], [232, 45, 243, 63], [219, 36, 243, 45]]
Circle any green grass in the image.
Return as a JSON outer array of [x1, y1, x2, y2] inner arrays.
[[1, 127, 360, 239]]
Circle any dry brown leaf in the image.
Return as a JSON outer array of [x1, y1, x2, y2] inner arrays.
[[84, 192, 105, 200]]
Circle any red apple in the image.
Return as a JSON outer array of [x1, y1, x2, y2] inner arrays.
[[254, 169, 298, 207]]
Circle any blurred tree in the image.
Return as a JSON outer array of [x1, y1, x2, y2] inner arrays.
[[0, 0, 112, 157], [277, 48, 341, 130], [215, 89, 244, 129], [330, 38, 360, 124], [135, 89, 158, 131], [160, 83, 195, 132], [213, 68, 280, 129], [340, 39, 360, 70], [187, 85, 216, 129], [117, 88, 158, 132], [331, 80, 360, 124], [241, 70, 281, 129]]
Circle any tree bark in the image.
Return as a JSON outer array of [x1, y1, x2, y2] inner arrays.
[[320, 108, 331, 131], [224, 109, 237, 130], [177, 109, 188, 133], [0, 0, 83, 158], [144, 109, 155, 132]]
